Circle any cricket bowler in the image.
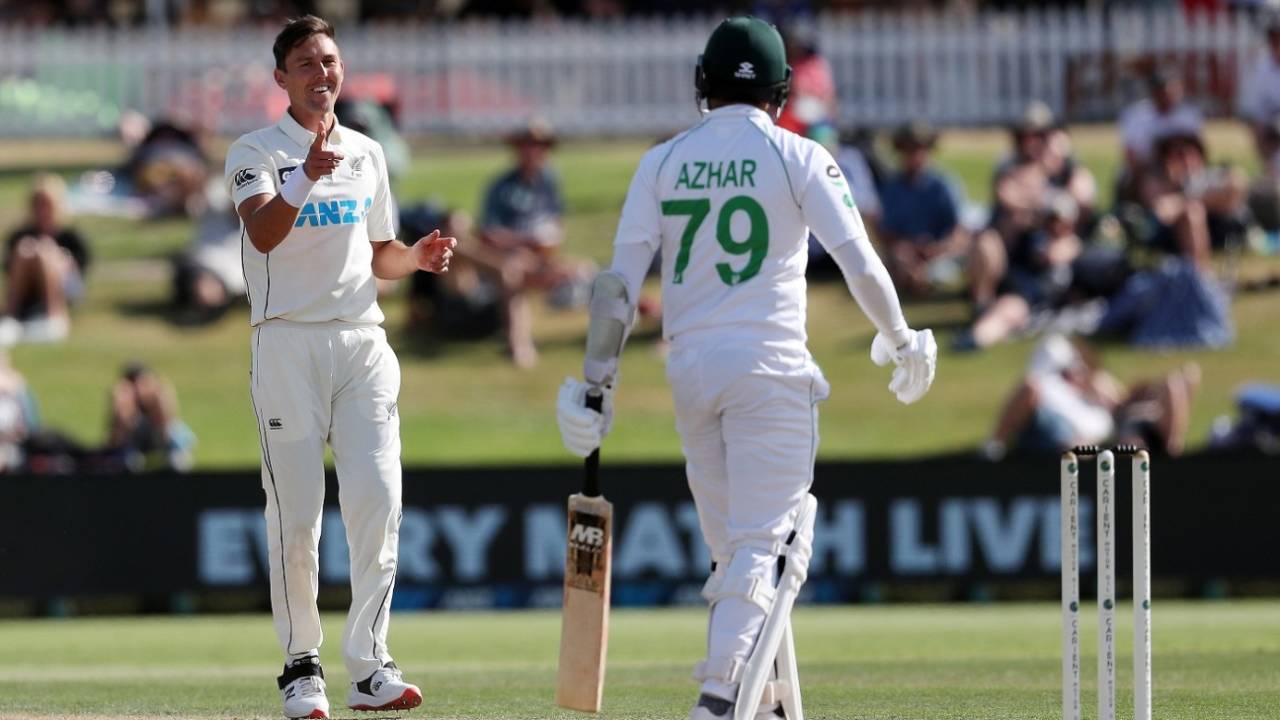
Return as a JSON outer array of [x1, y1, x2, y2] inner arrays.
[[224, 15, 455, 720], [556, 17, 937, 720]]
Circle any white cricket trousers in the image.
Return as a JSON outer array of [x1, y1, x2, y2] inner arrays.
[[666, 337, 829, 702], [249, 321, 402, 681]]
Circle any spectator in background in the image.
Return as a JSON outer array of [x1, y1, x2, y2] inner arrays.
[[1, 173, 90, 345], [972, 103, 1100, 307], [776, 19, 836, 137], [105, 362, 195, 472], [0, 350, 90, 474], [478, 119, 592, 367], [1140, 133, 1249, 269], [119, 113, 211, 216], [402, 202, 504, 341], [1043, 125, 1098, 233], [171, 184, 245, 324], [1238, 15, 1280, 132], [0, 351, 38, 472], [963, 192, 1084, 350], [1248, 116, 1280, 233], [981, 335, 1200, 459], [875, 121, 969, 296], [972, 102, 1056, 308], [1118, 68, 1203, 202]]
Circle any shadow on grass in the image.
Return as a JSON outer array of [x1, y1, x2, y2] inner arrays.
[[389, 325, 505, 362], [113, 297, 240, 329]]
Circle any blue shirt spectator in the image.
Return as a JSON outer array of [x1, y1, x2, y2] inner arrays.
[[877, 122, 971, 297], [879, 169, 960, 243], [480, 166, 564, 247], [480, 120, 565, 251]]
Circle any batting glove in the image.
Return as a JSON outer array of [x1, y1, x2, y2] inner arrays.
[[556, 377, 614, 458], [870, 328, 937, 405]]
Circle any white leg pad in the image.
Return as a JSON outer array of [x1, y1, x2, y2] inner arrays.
[[693, 656, 745, 685], [733, 494, 816, 720]]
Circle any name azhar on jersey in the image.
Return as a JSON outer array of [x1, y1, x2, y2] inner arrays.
[[674, 159, 757, 190], [294, 197, 374, 228]]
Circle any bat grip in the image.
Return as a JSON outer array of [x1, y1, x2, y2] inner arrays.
[[583, 390, 603, 497]]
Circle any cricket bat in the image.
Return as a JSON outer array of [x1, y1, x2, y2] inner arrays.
[[555, 390, 613, 712]]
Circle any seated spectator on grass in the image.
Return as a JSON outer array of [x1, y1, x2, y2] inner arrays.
[[118, 112, 211, 217], [0, 351, 88, 474], [403, 203, 505, 340], [981, 334, 1200, 460], [1118, 68, 1203, 202], [1, 173, 90, 345], [1247, 117, 1280, 233], [961, 192, 1084, 350], [971, 104, 1056, 307], [171, 185, 245, 324], [105, 363, 195, 472], [1209, 383, 1280, 453], [1043, 124, 1098, 233], [1139, 133, 1249, 270], [478, 119, 593, 367], [875, 121, 969, 296], [0, 351, 38, 472], [1238, 16, 1280, 133]]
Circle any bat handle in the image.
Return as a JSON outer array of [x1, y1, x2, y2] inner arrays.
[[583, 390, 603, 497]]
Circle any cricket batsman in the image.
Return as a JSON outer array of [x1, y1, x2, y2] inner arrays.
[[556, 17, 937, 720], [224, 15, 455, 720]]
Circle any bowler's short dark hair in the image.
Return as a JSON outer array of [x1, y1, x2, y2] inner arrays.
[[273, 15, 335, 71]]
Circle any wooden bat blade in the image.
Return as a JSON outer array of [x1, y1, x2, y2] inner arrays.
[[556, 493, 613, 712]]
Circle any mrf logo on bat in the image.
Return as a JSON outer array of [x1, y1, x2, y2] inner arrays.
[[566, 512, 609, 593]]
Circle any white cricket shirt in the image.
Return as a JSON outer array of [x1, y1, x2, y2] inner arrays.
[[613, 104, 873, 348], [225, 112, 397, 326], [1239, 52, 1280, 124], [1119, 99, 1203, 163]]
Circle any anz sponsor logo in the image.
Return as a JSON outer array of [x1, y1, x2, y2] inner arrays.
[[294, 197, 373, 228]]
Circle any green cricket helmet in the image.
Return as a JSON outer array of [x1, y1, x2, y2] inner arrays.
[[695, 16, 792, 109]]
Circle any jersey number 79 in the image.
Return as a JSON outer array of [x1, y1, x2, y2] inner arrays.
[[662, 195, 769, 286]]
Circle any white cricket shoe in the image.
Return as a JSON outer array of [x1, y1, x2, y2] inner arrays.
[[278, 656, 329, 719], [347, 661, 422, 712]]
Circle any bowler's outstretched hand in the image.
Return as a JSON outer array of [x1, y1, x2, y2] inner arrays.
[[413, 229, 457, 274]]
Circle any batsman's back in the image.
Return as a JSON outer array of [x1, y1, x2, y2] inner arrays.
[[620, 106, 839, 349]]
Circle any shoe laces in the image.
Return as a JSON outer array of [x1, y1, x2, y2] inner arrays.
[[379, 664, 403, 682], [294, 676, 325, 697]]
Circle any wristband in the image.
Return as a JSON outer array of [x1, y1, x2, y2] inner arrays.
[[279, 167, 317, 208]]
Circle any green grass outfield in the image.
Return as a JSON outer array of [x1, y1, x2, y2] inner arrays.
[[0, 123, 1276, 467], [0, 601, 1277, 718]]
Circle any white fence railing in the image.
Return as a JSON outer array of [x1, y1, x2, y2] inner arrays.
[[0, 9, 1264, 138]]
